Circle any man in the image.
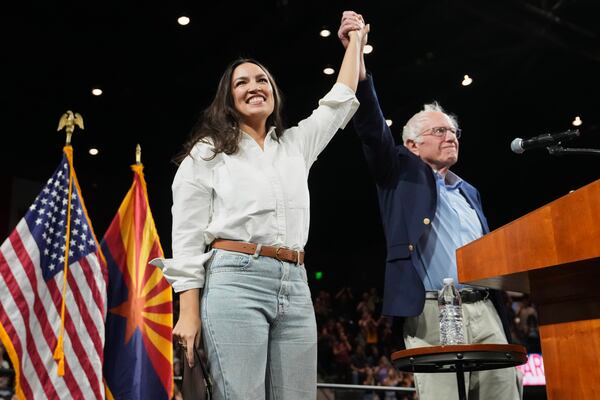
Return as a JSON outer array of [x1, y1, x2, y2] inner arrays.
[[338, 11, 521, 400]]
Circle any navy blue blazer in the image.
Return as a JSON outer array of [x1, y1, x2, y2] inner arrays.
[[353, 76, 510, 339]]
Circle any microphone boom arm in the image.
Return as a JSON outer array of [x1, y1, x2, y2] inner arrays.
[[546, 145, 600, 157]]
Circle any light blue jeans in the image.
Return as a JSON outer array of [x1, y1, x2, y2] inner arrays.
[[201, 249, 317, 400]]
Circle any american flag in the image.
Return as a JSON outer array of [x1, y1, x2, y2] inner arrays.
[[0, 147, 107, 399]]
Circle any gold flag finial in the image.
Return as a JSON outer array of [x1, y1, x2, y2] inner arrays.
[[136, 144, 142, 164], [57, 110, 84, 145]]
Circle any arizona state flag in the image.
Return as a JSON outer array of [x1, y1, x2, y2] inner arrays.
[[101, 164, 173, 400]]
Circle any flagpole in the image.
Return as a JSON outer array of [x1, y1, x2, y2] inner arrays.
[[54, 110, 84, 376]]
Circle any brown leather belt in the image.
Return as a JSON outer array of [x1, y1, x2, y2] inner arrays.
[[211, 239, 305, 265]]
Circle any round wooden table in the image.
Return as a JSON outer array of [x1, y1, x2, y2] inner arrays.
[[391, 344, 527, 400]]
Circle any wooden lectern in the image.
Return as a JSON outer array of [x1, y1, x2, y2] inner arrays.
[[456, 178, 600, 400]]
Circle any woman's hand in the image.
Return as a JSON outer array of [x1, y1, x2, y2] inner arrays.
[[173, 289, 201, 367], [348, 23, 370, 48], [338, 11, 369, 49]]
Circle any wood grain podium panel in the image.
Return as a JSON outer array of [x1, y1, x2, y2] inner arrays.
[[538, 319, 600, 399]]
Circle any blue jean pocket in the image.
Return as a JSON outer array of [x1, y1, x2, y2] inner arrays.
[[208, 250, 252, 274]]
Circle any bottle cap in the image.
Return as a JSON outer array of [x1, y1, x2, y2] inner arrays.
[[443, 277, 454, 285]]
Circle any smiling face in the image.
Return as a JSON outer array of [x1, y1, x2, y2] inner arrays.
[[230, 62, 275, 128], [406, 111, 459, 172]]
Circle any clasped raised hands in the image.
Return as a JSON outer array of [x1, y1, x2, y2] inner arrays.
[[338, 10, 370, 49]]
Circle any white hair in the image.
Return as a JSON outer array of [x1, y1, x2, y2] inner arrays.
[[401, 102, 459, 145]]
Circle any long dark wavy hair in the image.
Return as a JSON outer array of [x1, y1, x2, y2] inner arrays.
[[177, 58, 285, 162]]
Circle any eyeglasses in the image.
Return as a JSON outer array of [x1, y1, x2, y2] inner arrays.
[[420, 126, 462, 139]]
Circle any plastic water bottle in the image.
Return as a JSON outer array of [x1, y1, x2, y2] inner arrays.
[[438, 277, 466, 345]]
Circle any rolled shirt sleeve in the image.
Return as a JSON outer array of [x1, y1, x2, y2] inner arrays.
[[150, 145, 214, 292]]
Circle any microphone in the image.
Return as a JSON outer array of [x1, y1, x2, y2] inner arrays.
[[511, 129, 580, 154]]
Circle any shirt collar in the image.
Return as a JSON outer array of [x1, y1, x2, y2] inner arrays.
[[435, 169, 462, 189], [267, 126, 277, 139]]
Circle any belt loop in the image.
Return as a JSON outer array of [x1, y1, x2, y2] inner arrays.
[[296, 250, 301, 266], [252, 243, 262, 259]]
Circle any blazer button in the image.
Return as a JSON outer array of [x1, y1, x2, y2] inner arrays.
[[408, 244, 414, 252], [423, 217, 431, 225]]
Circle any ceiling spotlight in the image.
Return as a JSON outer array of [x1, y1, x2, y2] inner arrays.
[[320, 29, 331, 38], [323, 67, 335, 75], [364, 44, 373, 54], [572, 116, 582, 126], [177, 16, 190, 26], [92, 88, 103, 96], [461, 75, 473, 86], [89, 148, 99, 156], [385, 119, 393, 127]]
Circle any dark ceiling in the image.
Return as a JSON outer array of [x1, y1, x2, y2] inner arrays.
[[3, 1, 600, 288]]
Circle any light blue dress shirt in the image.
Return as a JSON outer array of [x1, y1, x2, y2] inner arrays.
[[414, 170, 484, 291]]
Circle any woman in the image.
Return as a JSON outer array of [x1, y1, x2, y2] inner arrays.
[[153, 16, 369, 400]]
